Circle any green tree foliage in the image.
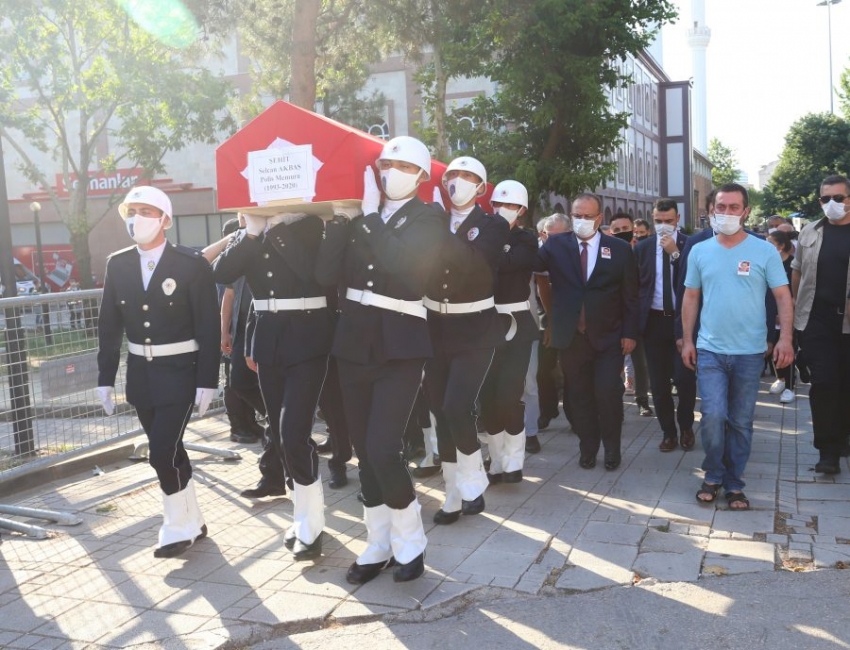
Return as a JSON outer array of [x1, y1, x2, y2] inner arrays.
[[707, 137, 740, 186], [0, 0, 235, 287], [451, 0, 677, 217], [761, 112, 850, 219]]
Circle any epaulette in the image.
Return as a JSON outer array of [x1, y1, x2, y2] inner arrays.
[[107, 245, 137, 259], [173, 244, 203, 258]]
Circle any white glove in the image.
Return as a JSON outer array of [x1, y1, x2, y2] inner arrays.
[[243, 213, 266, 237], [362, 166, 381, 215], [268, 212, 307, 227], [432, 186, 446, 209], [334, 206, 363, 220], [195, 387, 216, 417], [97, 386, 115, 415]]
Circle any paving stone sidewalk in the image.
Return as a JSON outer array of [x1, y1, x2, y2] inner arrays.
[[0, 379, 848, 649]]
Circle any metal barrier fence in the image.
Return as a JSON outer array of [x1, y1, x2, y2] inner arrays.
[[0, 289, 226, 485]]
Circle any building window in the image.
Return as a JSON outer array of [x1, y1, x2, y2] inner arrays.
[[618, 149, 625, 183], [637, 156, 644, 189], [646, 153, 652, 191], [654, 156, 659, 192], [453, 116, 476, 152], [628, 152, 635, 186], [652, 91, 658, 127], [645, 90, 651, 120], [636, 85, 643, 116], [367, 121, 390, 140]]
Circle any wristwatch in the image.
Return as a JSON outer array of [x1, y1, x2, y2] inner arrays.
[[670, 251, 680, 261]]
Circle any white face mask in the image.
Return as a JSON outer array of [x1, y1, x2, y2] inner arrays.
[[127, 216, 164, 245], [380, 168, 422, 200], [713, 213, 742, 236], [655, 223, 675, 238], [447, 177, 481, 206], [572, 217, 597, 239], [822, 199, 848, 222], [497, 206, 520, 225]]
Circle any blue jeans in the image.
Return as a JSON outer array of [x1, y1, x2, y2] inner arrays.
[[696, 350, 763, 493]]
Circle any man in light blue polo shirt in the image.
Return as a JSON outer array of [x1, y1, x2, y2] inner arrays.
[[681, 183, 794, 511]]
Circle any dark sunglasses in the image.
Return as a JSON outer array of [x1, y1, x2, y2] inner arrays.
[[819, 194, 847, 204]]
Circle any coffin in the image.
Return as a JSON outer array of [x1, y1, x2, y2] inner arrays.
[[215, 100, 492, 217]]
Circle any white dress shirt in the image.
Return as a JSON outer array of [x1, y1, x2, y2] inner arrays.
[[576, 231, 601, 279], [138, 241, 167, 291], [651, 240, 675, 310], [449, 206, 475, 234]]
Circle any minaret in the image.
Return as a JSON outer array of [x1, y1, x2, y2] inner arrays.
[[687, 0, 710, 153]]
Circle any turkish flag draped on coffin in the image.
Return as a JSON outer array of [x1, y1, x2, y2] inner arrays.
[[216, 100, 492, 217]]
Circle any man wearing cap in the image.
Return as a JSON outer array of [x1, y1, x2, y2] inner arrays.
[[97, 185, 220, 558], [425, 156, 509, 524], [213, 210, 333, 561], [479, 180, 538, 484], [317, 135, 444, 583]]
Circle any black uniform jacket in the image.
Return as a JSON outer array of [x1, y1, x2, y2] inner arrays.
[[425, 205, 510, 354], [213, 216, 333, 367], [534, 231, 639, 352], [97, 242, 220, 407], [316, 197, 445, 364], [495, 226, 539, 344], [634, 232, 687, 335]]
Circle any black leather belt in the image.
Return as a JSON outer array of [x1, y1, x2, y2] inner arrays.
[[650, 309, 675, 317]]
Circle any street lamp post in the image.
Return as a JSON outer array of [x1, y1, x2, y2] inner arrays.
[[28, 200, 53, 344], [817, 0, 842, 114]]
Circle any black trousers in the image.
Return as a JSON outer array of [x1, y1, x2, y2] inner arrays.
[[256, 356, 327, 486], [537, 335, 562, 420], [318, 356, 353, 471], [337, 358, 424, 509], [403, 387, 431, 452], [135, 400, 195, 495], [801, 304, 850, 454], [769, 328, 798, 389], [630, 338, 650, 401], [223, 355, 263, 436], [480, 337, 534, 436], [560, 334, 624, 458], [426, 347, 495, 462], [643, 311, 697, 438]]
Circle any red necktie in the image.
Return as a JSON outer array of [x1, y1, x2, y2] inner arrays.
[[578, 242, 588, 333]]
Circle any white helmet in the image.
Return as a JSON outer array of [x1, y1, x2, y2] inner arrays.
[[491, 180, 528, 209], [442, 156, 487, 186], [119, 186, 173, 223], [376, 136, 432, 180]]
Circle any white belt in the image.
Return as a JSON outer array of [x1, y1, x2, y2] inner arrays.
[[496, 300, 531, 342], [346, 288, 427, 319], [128, 339, 199, 361], [423, 296, 496, 315], [253, 297, 327, 312]]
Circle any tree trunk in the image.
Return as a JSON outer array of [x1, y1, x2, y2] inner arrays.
[[69, 219, 94, 290], [290, 0, 321, 109], [432, 44, 449, 161]]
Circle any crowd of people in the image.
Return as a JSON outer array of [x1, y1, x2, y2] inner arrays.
[[95, 136, 850, 584]]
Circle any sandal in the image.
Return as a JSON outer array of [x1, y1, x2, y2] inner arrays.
[[725, 492, 750, 511], [696, 482, 720, 503]]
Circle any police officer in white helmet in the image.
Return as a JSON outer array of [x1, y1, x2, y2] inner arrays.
[[424, 156, 509, 525], [97, 185, 220, 558], [317, 135, 444, 583], [479, 180, 538, 484]]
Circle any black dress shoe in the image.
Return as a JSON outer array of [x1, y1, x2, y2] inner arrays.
[[393, 553, 425, 582], [433, 509, 460, 525], [154, 525, 208, 558], [292, 532, 323, 561], [604, 454, 622, 471], [579, 455, 596, 469], [284, 528, 296, 550], [356, 492, 365, 503], [240, 482, 287, 499], [815, 454, 841, 474], [412, 464, 442, 478], [487, 472, 503, 485], [230, 431, 261, 444], [461, 494, 485, 515], [637, 398, 653, 417], [328, 465, 348, 489], [316, 439, 332, 454], [346, 558, 396, 584], [503, 470, 522, 484], [525, 435, 541, 454]]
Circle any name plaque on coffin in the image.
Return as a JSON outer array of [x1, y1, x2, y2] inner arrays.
[[216, 100, 493, 218]]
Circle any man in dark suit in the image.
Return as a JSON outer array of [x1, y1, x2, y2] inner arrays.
[[635, 198, 696, 452], [97, 186, 220, 558], [535, 192, 639, 470], [317, 136, 444, 583]]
